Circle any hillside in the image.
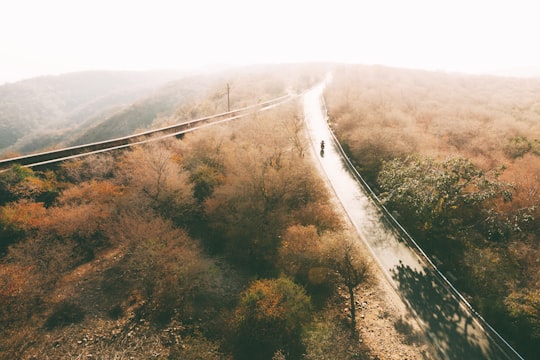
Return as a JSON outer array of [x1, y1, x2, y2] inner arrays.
[[67, 75, 213, 146], [69, 63, 328, 146], [0, 70, 185, 155]]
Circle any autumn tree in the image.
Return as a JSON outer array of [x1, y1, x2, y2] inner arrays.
[[232, 277, 312, 360], [180, 130, 226, 204], [322, 233, 371, 337], [282, 112, 308, 158], [504, 289, 540, 354], [277, 225, 338, 303], [0, 165, 34, 205], [504, 136, 532, 159], [45, 180, 123, 260], [119, 141, 175, 202], [114, 140, 196, 228], [0, 166, 59, 253], [278, 225, 321, 283]]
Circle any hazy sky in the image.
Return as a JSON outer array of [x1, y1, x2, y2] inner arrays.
[[1, 0, 539, 83]]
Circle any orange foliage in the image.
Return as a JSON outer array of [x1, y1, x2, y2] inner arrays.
[[280, 225, 319, 254], [58, 180, 122, 206], [1, 200, 47, 230], [278, 225, 320, 277], [326, 65, 540, 167], [291, 201, 343, 233], [41, 181, 122, 239], [233, 277, 311, 359]]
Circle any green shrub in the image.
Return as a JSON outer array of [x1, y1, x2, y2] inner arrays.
[[504, 136, 531, 159], [232, 277, 312, 360]]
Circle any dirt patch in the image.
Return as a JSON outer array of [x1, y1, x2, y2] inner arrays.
[[353, 281, 431, 360]]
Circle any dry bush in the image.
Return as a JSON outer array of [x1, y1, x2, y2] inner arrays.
[[278, 225, 323, 283], [115, 140, 186, 202], [105, 213, 229, 326], [0, 200, 47, 250], [232, 277, 312, 360], [60, 153, 116, 183]]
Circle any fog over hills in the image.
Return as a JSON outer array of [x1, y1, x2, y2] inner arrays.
[[0, 70, 186, 155], [3, 63, 540, 159], [67, 75, 218, 147], [0, 63, 313, 157]]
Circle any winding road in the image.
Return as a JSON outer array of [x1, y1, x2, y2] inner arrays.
[[302, 79, 522, 360]]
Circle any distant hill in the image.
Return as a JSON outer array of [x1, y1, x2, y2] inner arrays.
[[67, 75, 214, 146], [0, 63, 328, 157], [0, 70, 186, 155]]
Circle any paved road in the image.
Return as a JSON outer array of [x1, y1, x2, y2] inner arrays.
[[303, 80, 515, 360]]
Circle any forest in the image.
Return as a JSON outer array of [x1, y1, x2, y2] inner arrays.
[[4, 63, 537, 359], [0, 66, 416, 359], [324, 65, 540, 358]]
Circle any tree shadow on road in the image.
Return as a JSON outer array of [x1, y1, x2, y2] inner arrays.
[[390, 262, 505, 360]]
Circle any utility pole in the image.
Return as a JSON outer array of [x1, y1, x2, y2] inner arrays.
[[227, 83, 230, 112]]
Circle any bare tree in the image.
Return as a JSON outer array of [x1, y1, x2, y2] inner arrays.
[[322, 233, 371, 337], [282, 112, 307, 158]]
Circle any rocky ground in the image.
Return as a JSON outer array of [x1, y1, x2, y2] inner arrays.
[[352, 275, 432, 360]]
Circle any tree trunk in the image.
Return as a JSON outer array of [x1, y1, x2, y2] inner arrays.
[[348, 285, 357, 337]]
